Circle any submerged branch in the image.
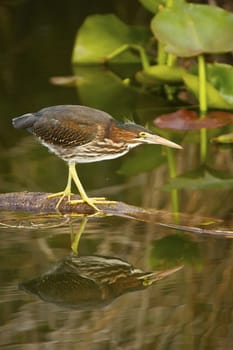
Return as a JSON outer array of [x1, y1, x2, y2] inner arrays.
[[0, 192, 232, 237]]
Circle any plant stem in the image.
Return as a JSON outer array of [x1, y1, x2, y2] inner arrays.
[[106, 44, 128, 60], [167, 53, 177, 67], [157, 42, 167, 65], [198, 54, 207, 163], [133, 45, 150, 69], [166, 148, 180, 223], [165, 53, 177, 100], [106, 44, 150, 70]]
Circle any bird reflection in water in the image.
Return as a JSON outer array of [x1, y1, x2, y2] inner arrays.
[[19, 254, 182, 309], [70, 215, 89, 254]]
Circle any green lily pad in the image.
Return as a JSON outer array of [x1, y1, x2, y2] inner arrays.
[[139, 0, 185, 13], [136, 64, 185, 85], [165, 166, 233, 190], [206, 63, 233, 105], [72, 66, 142, 116], [139, 0, 165, 13], [151, 4, 233, 57], [72, 65, 167, 117], [72, 14, 151, 64], [188, 63, 233, 107], [183, 72, 233, 110], [118, 144, 165, 176]]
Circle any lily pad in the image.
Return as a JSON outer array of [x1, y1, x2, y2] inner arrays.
[[72, 66, 141, 116], [154, 109, 233, 130], [183, 72, 233, 110], [72, 14, 151, 64], [165, 166, 233, 190], [139, 0, 165, 13], [187, 63, 233, 107], [151, 4, 233, 57], [205, 63, 233, 105], [139, 0, 185, 13], [136, 64, 185, 85], [72, 65, 167, 117]]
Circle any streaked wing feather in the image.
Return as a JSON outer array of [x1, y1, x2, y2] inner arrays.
[[33, 119, 96, 147]]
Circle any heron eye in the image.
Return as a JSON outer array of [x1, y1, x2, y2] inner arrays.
[[139, 131, 147, 138]]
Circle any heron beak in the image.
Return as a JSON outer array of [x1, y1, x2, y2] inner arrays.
[[139, 265, 183, 286], [143, 133, 182, 149]]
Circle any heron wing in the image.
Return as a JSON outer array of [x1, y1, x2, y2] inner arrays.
[[33, 118, 96, 147]]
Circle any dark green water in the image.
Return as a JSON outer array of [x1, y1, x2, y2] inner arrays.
[[0, 2, 233, 349]]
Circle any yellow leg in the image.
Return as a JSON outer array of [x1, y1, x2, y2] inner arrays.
[[69, 163, 116, 211], [47, 168, 73, 209], [47, 162, 115, 211]]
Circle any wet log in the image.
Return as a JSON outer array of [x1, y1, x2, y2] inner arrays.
[[0, 192, 232, 237], [0, 191, 154, 218]]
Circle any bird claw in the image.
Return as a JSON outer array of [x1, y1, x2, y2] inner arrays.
[[70, 197, 116, 211], [48, 191, 116, 212], [47, 192, 74, 201], [47, 192, 73, 211]]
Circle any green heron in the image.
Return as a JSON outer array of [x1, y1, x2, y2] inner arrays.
[[12, 105, 182, 210]]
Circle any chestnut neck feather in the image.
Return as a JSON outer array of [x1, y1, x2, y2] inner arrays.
[[109, 121, 138, 144]]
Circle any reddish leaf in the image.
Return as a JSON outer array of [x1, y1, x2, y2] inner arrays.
[[154, 109, 233, 130]]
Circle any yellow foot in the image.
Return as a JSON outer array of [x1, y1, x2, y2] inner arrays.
[[47, 192, 116, 212], [70, 197, 116, 211], [47, 191, 73, 211], [47, 192, 74, 199]]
